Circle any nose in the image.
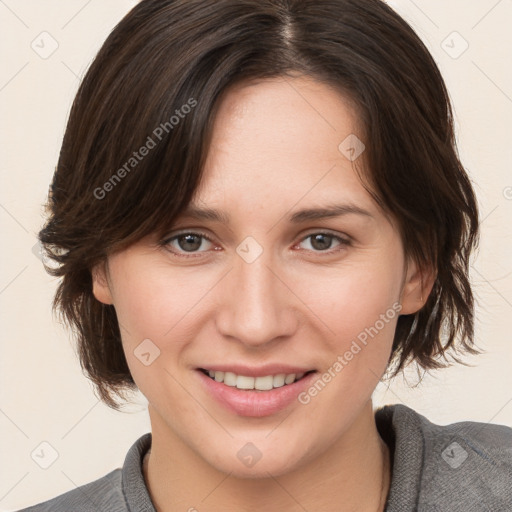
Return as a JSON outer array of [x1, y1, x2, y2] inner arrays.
[[215, 245, 298, 348]]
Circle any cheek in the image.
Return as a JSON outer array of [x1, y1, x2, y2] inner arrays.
[[110, 259, 200, 340], [109, 261, 214, 392], [299, 258, 402, 335], [297, 271, 402, 416], [113, 277, 170, 340], [109, 266, 192, 400], [297, 253, 403, 382]]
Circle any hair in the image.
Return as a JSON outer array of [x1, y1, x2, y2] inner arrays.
[[39, 0, 481, 410]]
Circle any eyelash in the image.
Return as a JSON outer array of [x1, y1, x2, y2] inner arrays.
[[159, 230, 352, 259]]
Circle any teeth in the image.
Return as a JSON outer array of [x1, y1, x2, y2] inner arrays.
[[206, 370, 309, 390], [284, 373, 296, 384], [224, 372, 237, 386], [237, 375, 255, 389], [273, 374, 286, 387]]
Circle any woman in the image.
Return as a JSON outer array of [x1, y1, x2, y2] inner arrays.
[[18, 0, 512, 510]]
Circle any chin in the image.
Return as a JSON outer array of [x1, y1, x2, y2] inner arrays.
[[202, 440, 307, 479]]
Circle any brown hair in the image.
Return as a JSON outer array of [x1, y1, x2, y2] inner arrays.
[[40, 0, 481, 410]]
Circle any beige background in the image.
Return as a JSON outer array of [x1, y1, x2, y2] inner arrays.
[[1, 0, 511, 510]]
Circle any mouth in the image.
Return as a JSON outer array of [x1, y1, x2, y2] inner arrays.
[[195, 366, 320, 417], [197, 368, 317, 392]]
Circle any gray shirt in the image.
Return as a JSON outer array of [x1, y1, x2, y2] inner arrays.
[[16, 403, 512, 511]]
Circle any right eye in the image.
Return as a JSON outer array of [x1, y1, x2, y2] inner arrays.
[[160, 231, 217, 258]]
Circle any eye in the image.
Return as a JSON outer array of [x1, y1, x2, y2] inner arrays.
[[161, 231, 216, 257], [296, 232, 351, 253]]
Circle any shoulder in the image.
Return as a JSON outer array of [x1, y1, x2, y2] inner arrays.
[[377, 403, 512, 510], [15, 468, 127, 512], [420, 407, 512, 505]]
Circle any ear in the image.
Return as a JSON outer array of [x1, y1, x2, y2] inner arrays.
[[91, 261, 114, 305], [399, 257, 436, 315]]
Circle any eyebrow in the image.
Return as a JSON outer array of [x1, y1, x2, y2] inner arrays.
[[178, 203, 374, 224]]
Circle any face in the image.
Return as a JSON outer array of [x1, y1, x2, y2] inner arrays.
[[93, 75, 425, 478]]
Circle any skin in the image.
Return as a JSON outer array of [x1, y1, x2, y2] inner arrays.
[[92, 75, 434, 511]]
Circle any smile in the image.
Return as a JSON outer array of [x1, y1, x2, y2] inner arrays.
[[196, 367, 319, 417], [199, 368, 316, 391]]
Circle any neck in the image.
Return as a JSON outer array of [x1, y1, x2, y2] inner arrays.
[[143, 400, 391, 512]]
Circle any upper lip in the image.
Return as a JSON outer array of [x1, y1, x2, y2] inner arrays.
[[197, 364, 316, 377]]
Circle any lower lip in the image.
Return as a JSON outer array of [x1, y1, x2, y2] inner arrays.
[[196, 370, 318, 417]]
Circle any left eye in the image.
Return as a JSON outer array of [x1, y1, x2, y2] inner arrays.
[[161, 231, 350, 257], [298, 232, 348, 252]]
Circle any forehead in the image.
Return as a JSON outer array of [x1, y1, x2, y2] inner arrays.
[[192, 76, 376, 218]]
